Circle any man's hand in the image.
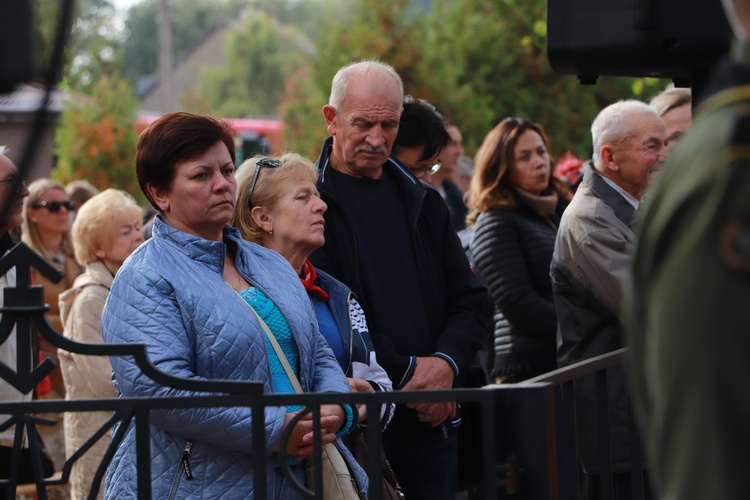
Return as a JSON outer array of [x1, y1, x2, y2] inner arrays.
[[401, 356, 457, 426]]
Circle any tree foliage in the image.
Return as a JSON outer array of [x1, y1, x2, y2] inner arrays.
[[280, 0, 433, 158], [278, 0, 667, 160], [120, 0, 244, 84], [420, 0, 664, 158], [193, 11, 310, 118], [32, 0, 122, 93], [53, 77, 142, 201]]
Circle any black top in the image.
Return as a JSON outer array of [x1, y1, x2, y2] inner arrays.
[[470, 193, 566, 378], [330, 168, 432, 355], [311, 138, 492, 387]]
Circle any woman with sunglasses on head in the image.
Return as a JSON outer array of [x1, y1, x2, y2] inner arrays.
[[21, 179, 83, 478], [231, 153, 395, 433], [101, 112, 365, 499], [467, 118, 572, 383]]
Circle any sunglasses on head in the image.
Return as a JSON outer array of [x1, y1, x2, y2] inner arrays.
[[248, 158, 282, 208], [0, 177, 27, 195], [32, 200, 75, 213]]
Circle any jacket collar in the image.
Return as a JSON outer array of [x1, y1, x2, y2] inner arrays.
[[583, 162, 637, 227], [83, 260, 115, 290], [315, 137, 427, 230], [152, 216, 245, 273], [316, 137, 420, 188]]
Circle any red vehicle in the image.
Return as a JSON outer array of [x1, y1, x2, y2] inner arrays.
[[135, 115, 284, 163]]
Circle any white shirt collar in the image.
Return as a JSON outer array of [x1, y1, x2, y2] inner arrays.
[[599, 173, 640, 210]]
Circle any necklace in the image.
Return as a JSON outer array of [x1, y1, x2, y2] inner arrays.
[[226, 247, 244, 292], [231, 275, 242, 292]]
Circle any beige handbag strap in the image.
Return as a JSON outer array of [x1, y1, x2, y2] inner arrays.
[[241, 294, 304, 394]]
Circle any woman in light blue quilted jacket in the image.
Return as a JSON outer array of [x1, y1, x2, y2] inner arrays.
[[101, 112, 366, 499]]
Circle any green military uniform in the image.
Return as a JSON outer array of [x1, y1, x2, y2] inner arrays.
[[627, 41, 750, 500]]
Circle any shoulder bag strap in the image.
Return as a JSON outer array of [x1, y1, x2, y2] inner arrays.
[[240, 293, 304, 394]]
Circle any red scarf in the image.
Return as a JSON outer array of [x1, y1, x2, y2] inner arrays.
[[300, 260, 329, 301]]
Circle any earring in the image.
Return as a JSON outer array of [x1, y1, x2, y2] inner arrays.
[[269, 230, 273, 235], [31, 218, 37, 223]]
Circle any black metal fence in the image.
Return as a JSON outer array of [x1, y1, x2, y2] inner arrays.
[[0, 243, 647, 500]]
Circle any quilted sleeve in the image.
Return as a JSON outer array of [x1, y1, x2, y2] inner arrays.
[[102, 265, 286, 456], [471, 211, 558, 342]]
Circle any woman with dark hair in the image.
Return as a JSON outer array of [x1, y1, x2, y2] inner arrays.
[[467, 118, 571, 382], [101, 112, 365, 499]]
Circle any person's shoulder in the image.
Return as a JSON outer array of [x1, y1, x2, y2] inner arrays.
[[474, 207, 518, 230]]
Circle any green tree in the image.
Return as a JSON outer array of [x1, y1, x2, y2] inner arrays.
[[280, 0, 431, 157], [278, 0, 667, 160], [120, 0, 244, 84], [33, 0, 122, 93], [421, 0, 665, 158], [54, 77, 142, 201], [193, 11, 310, 118], [255, 0, 355, 41]]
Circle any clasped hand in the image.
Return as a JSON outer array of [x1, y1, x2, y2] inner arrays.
[[401, 356, 457, 426], [277, 404, 345, 460]]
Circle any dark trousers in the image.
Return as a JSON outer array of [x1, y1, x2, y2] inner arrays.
[[383, 406, 458, 500]]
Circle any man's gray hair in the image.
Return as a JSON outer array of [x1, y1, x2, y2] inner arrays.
[[591, 100, 661, 168], [328, 60, 404, 110], [649, 87, 691, 117], [0, 146, 7, 157]]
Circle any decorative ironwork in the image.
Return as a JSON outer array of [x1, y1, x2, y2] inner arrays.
[[0, 243, 646, 500]]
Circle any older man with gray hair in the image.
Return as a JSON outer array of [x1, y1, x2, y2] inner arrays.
[[310, 60, 491, 499], [551, 100, 668, 500]]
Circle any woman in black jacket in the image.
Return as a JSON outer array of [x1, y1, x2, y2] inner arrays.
[[467, 118, 571, 383]]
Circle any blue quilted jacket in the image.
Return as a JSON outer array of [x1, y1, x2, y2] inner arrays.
[[101, 218, 366, 499]]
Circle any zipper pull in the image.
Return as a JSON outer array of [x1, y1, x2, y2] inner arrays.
[[182, 440, 193, 480]]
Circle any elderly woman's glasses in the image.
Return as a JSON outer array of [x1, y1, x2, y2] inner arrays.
[[248, 158, 282, 208], [32, 200, 75, 213], [0, 177, 26, 195]]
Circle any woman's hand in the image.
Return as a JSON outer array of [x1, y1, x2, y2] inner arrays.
[[277, 410, 341, 460], [348, 377, 373, 420], [319, 404, 346, 432]]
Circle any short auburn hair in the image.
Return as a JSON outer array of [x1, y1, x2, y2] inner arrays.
[[136, 112, 235, 211]]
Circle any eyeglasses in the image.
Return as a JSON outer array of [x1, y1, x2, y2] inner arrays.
[[0, 177, 27, 195], [32, 200, 75, 213], [410, 162, 442, 179], [248, 158, 282, 208]]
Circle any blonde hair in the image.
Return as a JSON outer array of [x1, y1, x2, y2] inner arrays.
[[72, 189, 142, 266], [22, 178, 74, 262], [231, 153, 318, 243], [649, 87, 691, 117]]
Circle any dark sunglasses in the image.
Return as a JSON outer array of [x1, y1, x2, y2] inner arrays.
[[32, 200, 75, 213], [0, 177, 27, 195], [248, 158, 282, 208]]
